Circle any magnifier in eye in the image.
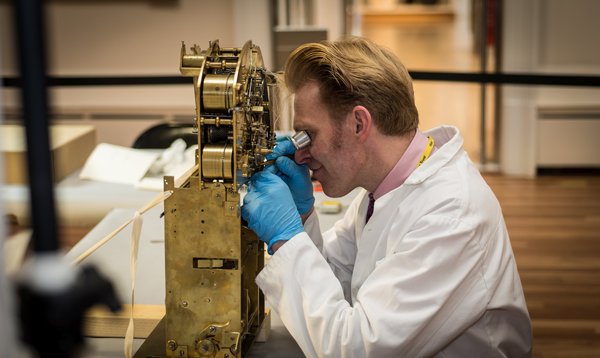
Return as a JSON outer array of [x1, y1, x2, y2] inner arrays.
[[290, 130, 311, 150], [259, 131, 311, 167]]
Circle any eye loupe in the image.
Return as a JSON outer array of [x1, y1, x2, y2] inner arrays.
[[290, 130, 311, 150]]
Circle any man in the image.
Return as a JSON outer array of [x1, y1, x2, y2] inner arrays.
[[242, 37, 531, 357]]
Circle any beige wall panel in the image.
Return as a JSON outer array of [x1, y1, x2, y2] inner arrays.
[[501, 0, 600, 175], [1, 0, 235, 75], [0, 0, 278, 145], [539, 0, 600, 69], [0, 0, 236, 110], [538, 119, 600, 167]]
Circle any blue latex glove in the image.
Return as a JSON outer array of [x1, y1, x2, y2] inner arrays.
[[266, 135, 296, 159], [267, 138, 315, 215], [242, 171, 304, 254]]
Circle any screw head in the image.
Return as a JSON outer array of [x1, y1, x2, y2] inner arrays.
[[198, 339, 215, 354], [167, 340, 177, 351]]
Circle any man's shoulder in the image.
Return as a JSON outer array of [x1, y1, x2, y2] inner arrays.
[[399, 155, 500, 218]]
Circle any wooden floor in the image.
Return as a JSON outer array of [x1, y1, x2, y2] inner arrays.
[[483, 174, 600, 357]]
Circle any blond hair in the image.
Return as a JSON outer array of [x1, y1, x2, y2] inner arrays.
[[284, 37, 419, 135]]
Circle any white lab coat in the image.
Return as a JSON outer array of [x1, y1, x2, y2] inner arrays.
[[256, 126, 532, 357]]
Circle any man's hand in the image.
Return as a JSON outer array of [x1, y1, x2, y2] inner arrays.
[[267, 135, 296, 158], [242, 171, 304, 254], [267, 138, 315, 216]]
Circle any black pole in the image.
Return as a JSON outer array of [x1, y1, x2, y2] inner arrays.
[[12, 2, 123, 356], [13, 0, 59, 252]]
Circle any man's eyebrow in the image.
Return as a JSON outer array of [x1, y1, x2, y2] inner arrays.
[[294, 123, 316, 131]]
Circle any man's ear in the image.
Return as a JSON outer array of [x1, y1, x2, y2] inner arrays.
[[351, 105, 372, 143]]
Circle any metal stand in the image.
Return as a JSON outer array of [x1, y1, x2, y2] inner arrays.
[[13, 1, 121, 357]]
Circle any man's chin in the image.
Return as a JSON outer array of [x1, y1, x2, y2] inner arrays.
[[321, 183, 349, 198]]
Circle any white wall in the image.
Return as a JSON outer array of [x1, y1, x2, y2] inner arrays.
[[1, 0, 236, 110], [2, 1, 232, 76], [535, 0, 600, 110], [314, 0, 344, 41], [500, 0, 538, 176], [0, 0, 276, 145], [234, 0, 273, 69], [500, 0, 600, 176]]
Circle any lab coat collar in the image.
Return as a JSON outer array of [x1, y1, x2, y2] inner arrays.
[[360, 125, 463, 228], [404, 125, 463, 185]]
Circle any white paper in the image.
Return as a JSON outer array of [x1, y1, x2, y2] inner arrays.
[[79, 143, 159, 185], [135, 161, 194, 191], [134, 141, 197, 191], [134, 177, 165, 191]]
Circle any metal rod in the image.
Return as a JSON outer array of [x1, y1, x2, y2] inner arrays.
[[13, 0, 59, 252], [3, 73, 600, 88]]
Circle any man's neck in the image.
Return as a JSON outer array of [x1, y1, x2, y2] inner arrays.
[[361, 130, 415, 193]]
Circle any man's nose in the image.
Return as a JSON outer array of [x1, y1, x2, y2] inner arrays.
[[295, 147, 311, 164]]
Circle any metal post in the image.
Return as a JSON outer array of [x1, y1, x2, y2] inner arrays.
[[13, 0, 58, 252]]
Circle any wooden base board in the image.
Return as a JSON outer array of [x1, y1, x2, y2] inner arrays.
[[84, 304, 164, 339], [84, 304, 272, 342]]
